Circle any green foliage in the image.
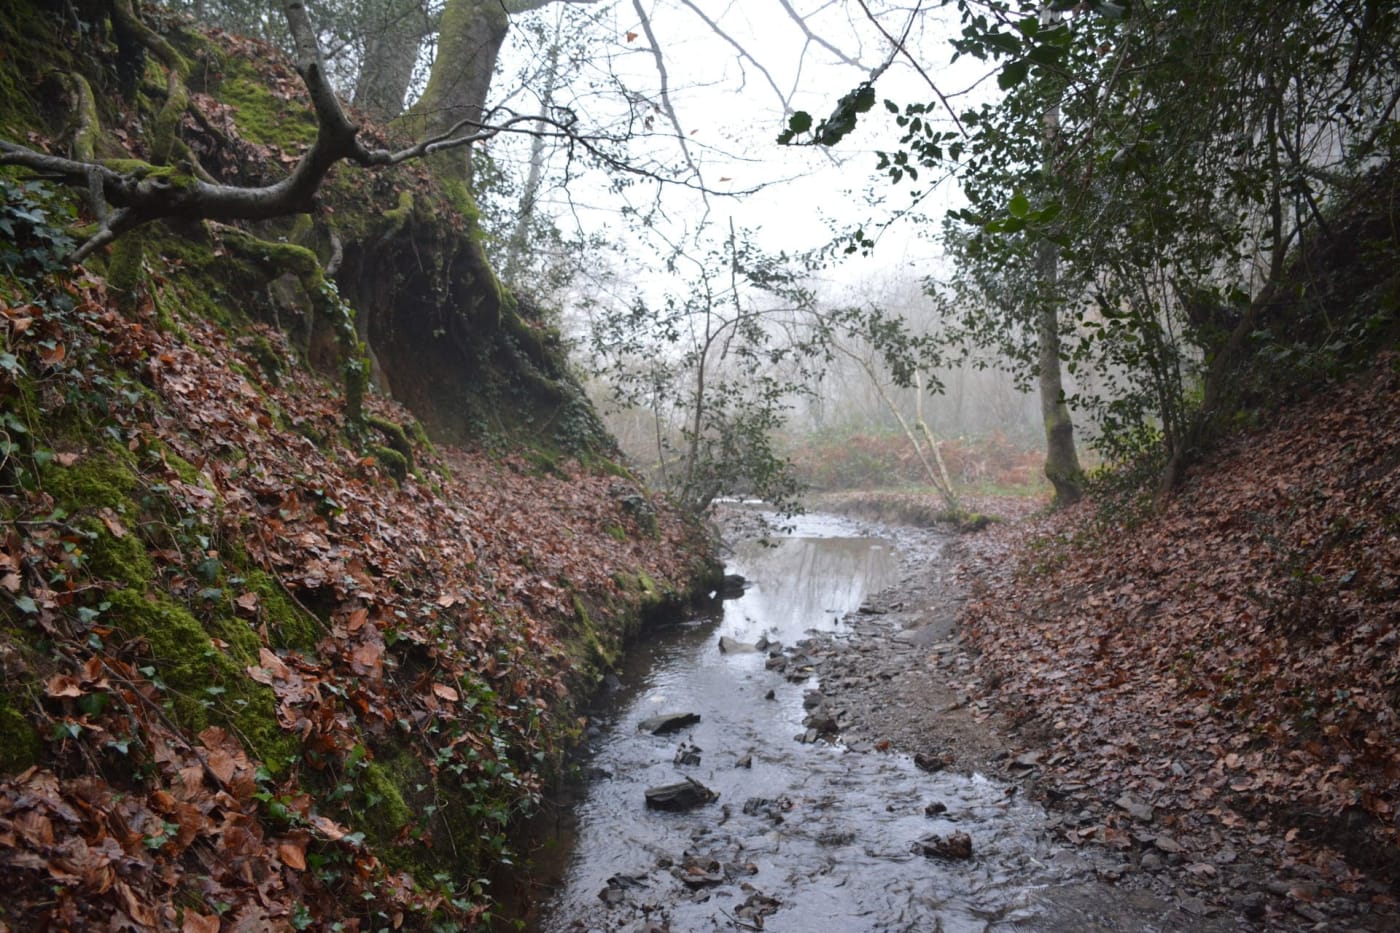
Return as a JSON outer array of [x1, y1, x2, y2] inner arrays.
[[865, 0, 1399, 484], [777, 83, 875, 147], [0, 179, 76, 283]]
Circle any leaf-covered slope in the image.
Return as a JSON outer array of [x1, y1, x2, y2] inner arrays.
[[0, 5, 717, 929], [0, 251, 714, 928], [959, 360, 1400, 898]]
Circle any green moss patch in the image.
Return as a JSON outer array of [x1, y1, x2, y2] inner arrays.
[[105, 588, 299, 772], [359, 756, 414, 844], [0, 691, 39, 775], [40, 451, 138, 513], [217, 70, 318, 148]]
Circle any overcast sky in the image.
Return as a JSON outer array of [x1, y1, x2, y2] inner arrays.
[[491, 0, 995, 294]]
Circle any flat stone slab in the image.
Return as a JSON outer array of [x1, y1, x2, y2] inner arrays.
[[645, 778, 717, 811], [638, 712, 701, 735]]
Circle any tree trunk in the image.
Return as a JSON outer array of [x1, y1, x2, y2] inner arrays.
[[1036, 4, 1083, 507], [1037, 270, 1083, 506], [402, 0, 510, 177], [353, 0, 431, 120], [501, 27, 563, 286]]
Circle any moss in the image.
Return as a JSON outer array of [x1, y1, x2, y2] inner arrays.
[[219, 228, 323, 287], [604, 523, 626, 542], [286, 213, 315, 244], [570, 593, 591, 630], [0, 691, 39, 775], [41, 450, 138, 512], [563, 595, 621, 687], [151, 73, 190, 166], [438, 177, 481, 225], [136, 228, 249, 329], [245, 570, 319, 651], [370, 445, 409, 483], [359, 757, 414, 843], [61, 72, 101, 162], [406, 419, 432, 449], [381, 189, 415, 236], [78, 516, 154, 589], [242, 334, 284, 386], [105, 588, 299, 772], [150, 443, 204, 486], [0, 2, 74, 139], [218, 70, 318, 147], [367, 416, 414, 468], [107, 230, 148, 316], [344, 353, 369, 422]]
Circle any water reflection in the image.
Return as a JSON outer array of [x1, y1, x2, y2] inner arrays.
[[721, 514, 898, 643]]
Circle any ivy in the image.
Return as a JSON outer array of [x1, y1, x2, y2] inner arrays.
[[0, 178, 76, 285]]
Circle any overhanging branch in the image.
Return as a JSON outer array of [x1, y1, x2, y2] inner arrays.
[[0, 0, 753, 262]]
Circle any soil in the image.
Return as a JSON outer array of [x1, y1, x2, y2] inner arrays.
[[795, 505, 1398, 932]]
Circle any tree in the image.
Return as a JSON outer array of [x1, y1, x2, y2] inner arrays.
[[352, 0, 437, 118], [586, 216, 951, 514], [780, 0, 1400, 498], [587, 223, 816, 514]]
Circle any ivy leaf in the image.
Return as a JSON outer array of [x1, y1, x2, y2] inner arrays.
[[998, 59, 1031, 90]]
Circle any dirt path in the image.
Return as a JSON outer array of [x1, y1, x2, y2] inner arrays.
[[796, 515, 1396, 931]]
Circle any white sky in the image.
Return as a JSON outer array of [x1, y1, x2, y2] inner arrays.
[[492, 0, 996, 294]]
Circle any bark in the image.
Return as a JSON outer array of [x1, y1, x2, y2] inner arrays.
[[353, 0, 432, 119], [1037, 278, 1084, 507], [1035, 4, 1083, 508], [402, 0, 513, 175]]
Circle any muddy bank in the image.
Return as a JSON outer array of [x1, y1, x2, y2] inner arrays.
[[795, 509, 1396, 931]]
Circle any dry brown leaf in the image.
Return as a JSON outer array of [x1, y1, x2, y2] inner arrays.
[[45, 674, 84, 698]]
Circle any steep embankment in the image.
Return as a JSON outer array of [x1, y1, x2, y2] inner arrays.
[[958, 360, 1400, 914], [0, 5, 716, 930]]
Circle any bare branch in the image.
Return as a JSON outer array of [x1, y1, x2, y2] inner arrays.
[[776, 0, 863, 69], [855, 0, 967, 138], [674, 0, 793, 112], [630, 0, 708, 213]]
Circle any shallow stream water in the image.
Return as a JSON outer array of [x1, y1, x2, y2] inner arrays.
[[527, 512, 1197, 932]]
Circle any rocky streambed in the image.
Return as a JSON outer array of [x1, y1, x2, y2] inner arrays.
[[524, 510, 1362, 931]]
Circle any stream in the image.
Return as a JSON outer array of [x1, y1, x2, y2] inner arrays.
[[527, 512, 1205, 932]]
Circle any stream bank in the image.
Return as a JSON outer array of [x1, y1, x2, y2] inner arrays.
[[799, 498, 1397, 932], [526, 508, 1253, 931]]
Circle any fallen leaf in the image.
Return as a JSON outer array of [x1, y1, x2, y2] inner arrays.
[[182, 913, 221, 933], [278, 839, 307, 870], [45, 673, 84, 698]]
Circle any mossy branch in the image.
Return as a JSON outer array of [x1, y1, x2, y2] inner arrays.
[[214, 223, 369, 419], [0, 0, 743, 265]]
